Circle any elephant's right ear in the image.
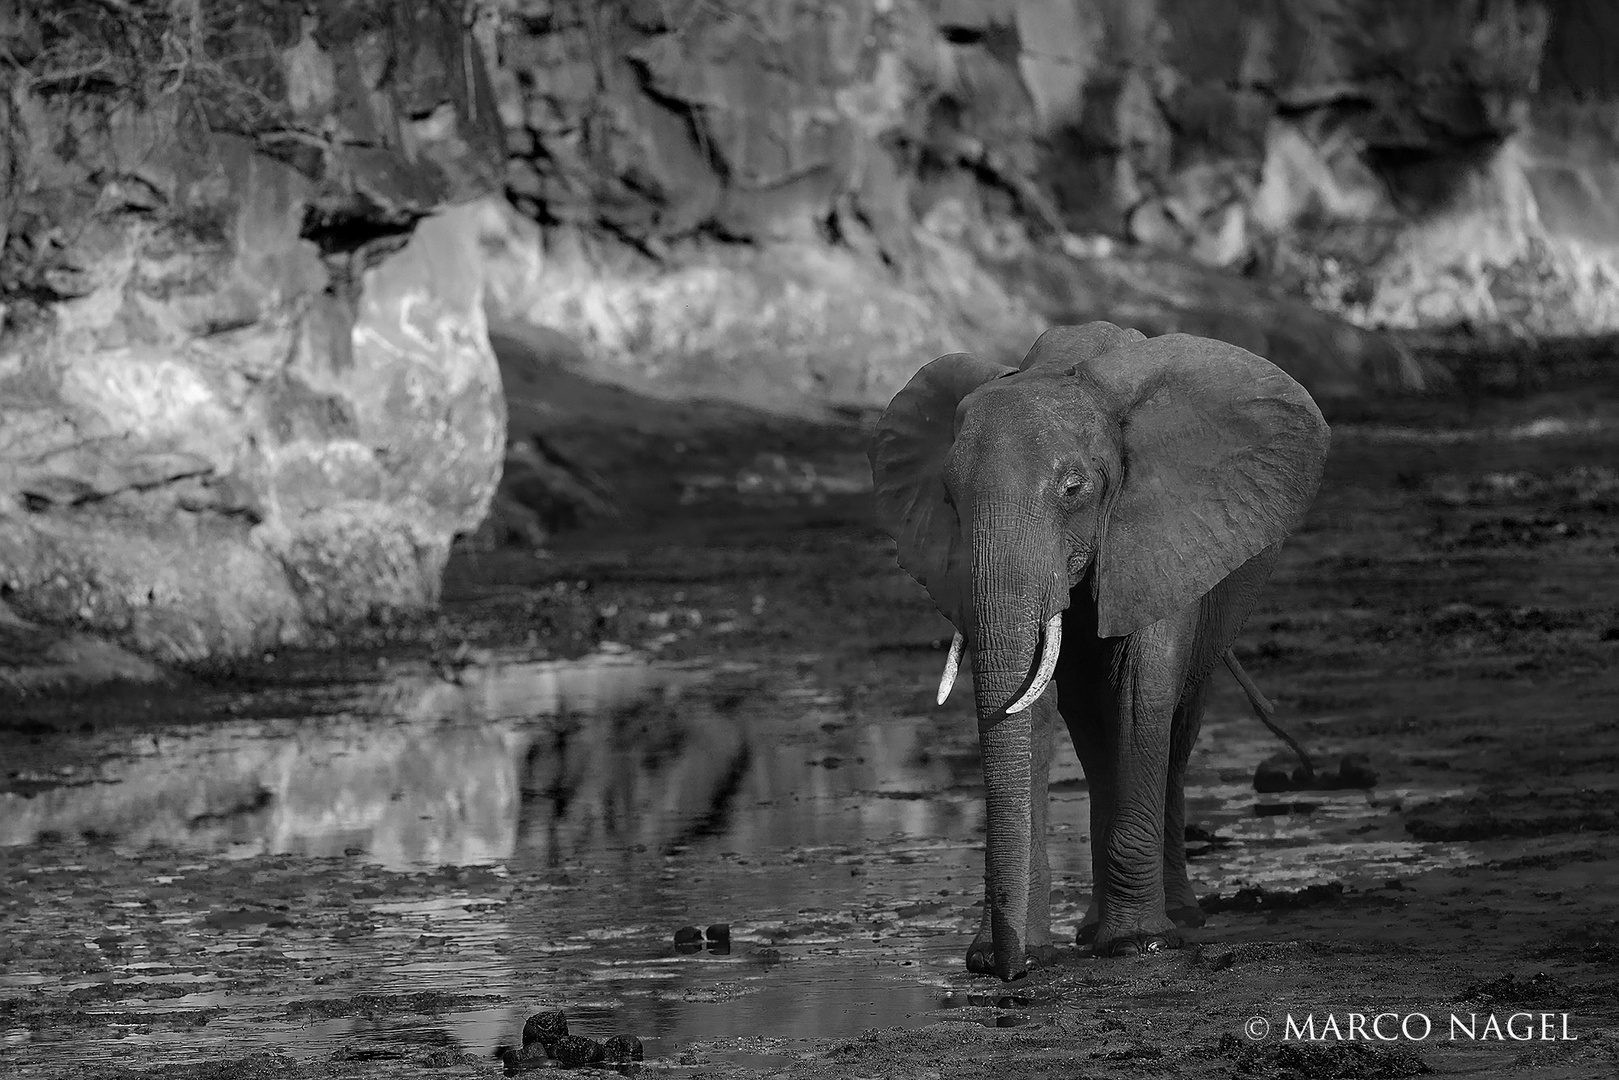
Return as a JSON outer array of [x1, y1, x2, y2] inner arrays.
[[869, 353, 1016, 625]]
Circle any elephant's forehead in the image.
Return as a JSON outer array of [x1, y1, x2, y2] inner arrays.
[[953, 380, 1115, 458]]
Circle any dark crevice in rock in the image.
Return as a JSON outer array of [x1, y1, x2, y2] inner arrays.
[[299, 203, 423, 261]]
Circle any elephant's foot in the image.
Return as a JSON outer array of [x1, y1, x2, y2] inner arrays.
[[965, 938, 995, 975], [1167, 904, 1206, 928], [1075, 900, 1100, 946], [1163, 869, 1205, 928], [965, 938, 1054, 977], [1078, 900, 1200, 943], [1095, 930, 1181, 957], [1080, 915, 1197, 945], [1091, 914, 1181, 958]]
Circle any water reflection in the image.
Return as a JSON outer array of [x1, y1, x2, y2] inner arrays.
[[0, 651, 708, 870], [1, 651, 1477, 1069], [2, 652, 1008, 876], [1, 649, 1031, 1067]]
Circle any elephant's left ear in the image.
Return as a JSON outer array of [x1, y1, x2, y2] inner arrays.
[[869, 352, 1016, 625], [1085, 334, 1331, 639]]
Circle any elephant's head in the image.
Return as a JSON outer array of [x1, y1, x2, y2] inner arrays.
[[867, 322, 1330, 976]]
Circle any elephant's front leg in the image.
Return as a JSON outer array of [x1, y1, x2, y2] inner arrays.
[[1092, 621, 1193, 956], [966, 689, 1059, 974]]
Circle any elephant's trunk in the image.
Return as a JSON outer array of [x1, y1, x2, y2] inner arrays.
[[968, 502, 1062, 980]]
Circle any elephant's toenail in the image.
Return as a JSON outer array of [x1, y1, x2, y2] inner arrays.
[[1110, 940, 1141, 957], [1143, 936, 1170, 953]]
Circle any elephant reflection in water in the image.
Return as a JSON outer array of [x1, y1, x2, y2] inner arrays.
[[517, 695, 752, 866]]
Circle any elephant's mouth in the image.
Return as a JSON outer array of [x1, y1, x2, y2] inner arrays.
[[1066, 543, 1095, 589], [936, 613, 1063, 713]]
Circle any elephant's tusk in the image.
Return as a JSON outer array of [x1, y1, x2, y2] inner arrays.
[[1005, 613, 1062, 715], [935, 632, 965, 705]]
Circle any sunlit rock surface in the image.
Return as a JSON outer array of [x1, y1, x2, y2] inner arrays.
[[0, 1, 506, 664], [483, 0, 1619, 396], [1331, 4, 1619, 336]]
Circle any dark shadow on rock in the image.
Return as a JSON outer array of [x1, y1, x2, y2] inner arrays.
[[469, 320, 874, 553], [992, 244, 1439, 401], [0, 600, 168, 695]]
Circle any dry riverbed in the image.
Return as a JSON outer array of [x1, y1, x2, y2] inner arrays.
[[3, 350, 1619, 1080]]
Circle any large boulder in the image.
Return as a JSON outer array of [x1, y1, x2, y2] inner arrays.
[[0, 0, 507, 666]]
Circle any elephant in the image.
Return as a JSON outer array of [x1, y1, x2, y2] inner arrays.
[[868, 322, 1330, 980]]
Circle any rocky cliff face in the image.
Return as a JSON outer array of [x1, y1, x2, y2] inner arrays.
[[0, 0, 508, 674], [5, 0, 1609, 684], [1351, 0, 1619, 334], [483, 0, 1605, 403]]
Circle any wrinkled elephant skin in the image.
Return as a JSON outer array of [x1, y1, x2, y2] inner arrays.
[[869, 322, 1330, 978]]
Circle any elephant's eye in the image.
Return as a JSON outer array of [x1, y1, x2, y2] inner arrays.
[[1057, 474, 1091, 502]]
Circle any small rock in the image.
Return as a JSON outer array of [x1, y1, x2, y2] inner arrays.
[[705, 924, 730, 953], [552, 1035, 605, 1067], [522, 1009, 568, 1048], [602, 1034, 644, 1062], [674, 925, 703, 952], [1334, 753, 1379, 789], [499, 1044, 549, 1072], [1253, 752, 1304, 793]]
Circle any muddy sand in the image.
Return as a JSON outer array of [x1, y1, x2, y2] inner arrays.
[[3, 348, 1618, 1079]]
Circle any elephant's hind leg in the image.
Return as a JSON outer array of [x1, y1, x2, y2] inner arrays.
[[1163, 677, 1210, 930]]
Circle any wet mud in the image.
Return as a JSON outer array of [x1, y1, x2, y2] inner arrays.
[[4, 357, 1619, 1078]]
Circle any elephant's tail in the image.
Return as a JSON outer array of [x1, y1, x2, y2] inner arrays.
[[1221, 649, 1317, 782]]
